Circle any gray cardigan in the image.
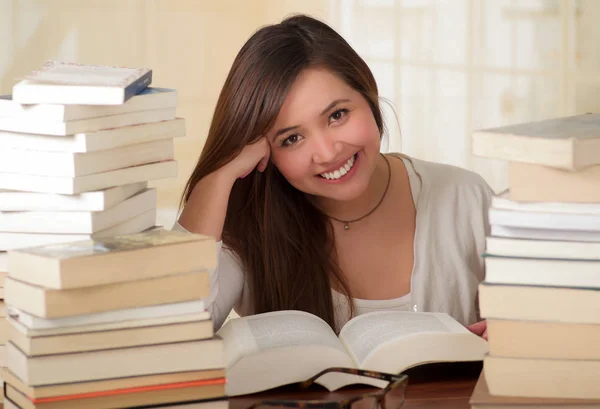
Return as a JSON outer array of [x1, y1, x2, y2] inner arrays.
[[173, 154, 494, 330]]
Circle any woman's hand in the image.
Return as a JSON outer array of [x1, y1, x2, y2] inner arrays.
[[222, 137, 271, 180], [467, 320, 488, 340]]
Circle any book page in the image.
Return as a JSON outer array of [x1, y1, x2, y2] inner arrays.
[[339, 311, 460, 366], [217, 310, 346, 369]]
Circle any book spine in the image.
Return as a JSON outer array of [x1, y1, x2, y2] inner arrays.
[[123, 70, 152, 103]]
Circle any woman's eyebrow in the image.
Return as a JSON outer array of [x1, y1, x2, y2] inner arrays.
[[272, 98, 351, 141], [319, 98, 350, 116]]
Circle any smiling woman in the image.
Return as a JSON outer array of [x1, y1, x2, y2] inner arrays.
[[175, 14, 494, 336]]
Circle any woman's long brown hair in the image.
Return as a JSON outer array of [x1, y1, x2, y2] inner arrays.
[[180, 14, 384, 330]]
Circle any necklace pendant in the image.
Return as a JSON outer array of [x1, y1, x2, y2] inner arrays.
[[344, 223, 350, 230]]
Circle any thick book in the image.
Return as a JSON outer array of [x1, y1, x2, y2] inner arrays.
[[7, 338, 224, 385], [470, 372, 600, 409], [1, 367, 225, 400], [478, 283, 600, 324], [10, 319, 214, 356], [508, 162, 600, 203], [485, 236, 600, 260], [4, 270, 210, 318], [486, 319, 600, 360], [218, 310, 488, 396], [472, 113, 600, 171], [8, 311, 209, 338], [0, 139, 174, 177], [7, 299, 206, 331], [0, 107, 175, 136], [489, 207, 600, 232], [483, 254, 600, 288], [7, 229, 216, 289], [0, 117, 185, 153], [12, 61, 152, 105], [0, 160, 178, 194], [0, 187, 156, 234], [6, 381, 225, 409], [0, 87, 176, 121], [0, 182, 147, 211], [484, 355, 600, 399], [492, 190, 600, 215], [490, 224, 600, 243], [0, 210, 157, 251]]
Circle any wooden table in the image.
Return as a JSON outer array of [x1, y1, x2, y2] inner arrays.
[[229, 362, 481, 409]]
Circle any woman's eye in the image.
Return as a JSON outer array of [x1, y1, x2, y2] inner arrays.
[[282, 134, 299, 146], [330, 108, 348, 122]]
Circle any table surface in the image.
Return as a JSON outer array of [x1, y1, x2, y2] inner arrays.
[[229, 362, 481, 409]]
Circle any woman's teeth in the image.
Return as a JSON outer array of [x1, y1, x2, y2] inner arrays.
[[320, 154, 356, 180]]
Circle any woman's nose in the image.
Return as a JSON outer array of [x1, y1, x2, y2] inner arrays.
[[312, 133, 342, 164]]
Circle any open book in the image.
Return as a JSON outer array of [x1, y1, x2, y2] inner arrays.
[[217, 310, 488, 396]]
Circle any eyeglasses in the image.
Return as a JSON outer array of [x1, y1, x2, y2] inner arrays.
[[245, 367, 408, 409]]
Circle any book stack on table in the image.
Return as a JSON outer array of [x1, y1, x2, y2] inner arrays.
[[469, 114, 600, 407], [3, 230, 227, 409]]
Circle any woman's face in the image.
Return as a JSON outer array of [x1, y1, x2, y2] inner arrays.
[[267, 68, 381, 201]]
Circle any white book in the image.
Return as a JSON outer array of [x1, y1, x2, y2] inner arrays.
[[491, 224, 600, 242], [8, 311, 210, 338], [0, 188, 156, 234], [489, 208, 600, 232], [0, 138, 174, 177], [0, 182, 147, 211], [0, 117, 185, 153], [486, 236, 600, 260], [0, 87, 176, 121], [7, 299, 206, 330], [0, 160, 177, 194], [0, 107, 175, 136], [12, 61, 152, 105], [0, 251, 6, 272], [0, 209, 156, 250], [492, 191, 600, 215], [484, 255, 600, 288]]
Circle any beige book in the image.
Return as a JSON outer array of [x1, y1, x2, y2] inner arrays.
[[2, 367, 224, 399], [0, 139, 175, 177], [11, 319, 214, 356], [508, 161, 600, 202], [7, 337, 224, 385], [8, 229, 216, 289], [0, 88, 177, 124], [472, 113, 600, 171], [470, 372, 600, 409], [5, 381, 225, 409], [484, 355, 600, 399], [5, 270, 209, 318], [478, 283, 600, 324], [0, 159, 178, 195], [218, 310, 488, 397], [0, 188, 156, 234], [487, 319, 600, 360]]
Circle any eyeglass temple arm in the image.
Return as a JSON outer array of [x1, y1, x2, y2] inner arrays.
[[299, 367, 405, 389]]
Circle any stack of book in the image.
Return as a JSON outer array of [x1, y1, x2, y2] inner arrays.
[[2, 230, 227, 409], [0, 60, 186, 275], [470, 113, 600, 406]]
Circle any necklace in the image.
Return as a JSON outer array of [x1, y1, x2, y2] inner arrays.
[[328, 153, 391, 230]]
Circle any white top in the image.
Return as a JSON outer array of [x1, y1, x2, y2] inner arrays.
[[173, 154, 494, 331]]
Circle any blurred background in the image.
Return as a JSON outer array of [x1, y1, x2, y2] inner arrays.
[[1, 0, 598, 228]]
